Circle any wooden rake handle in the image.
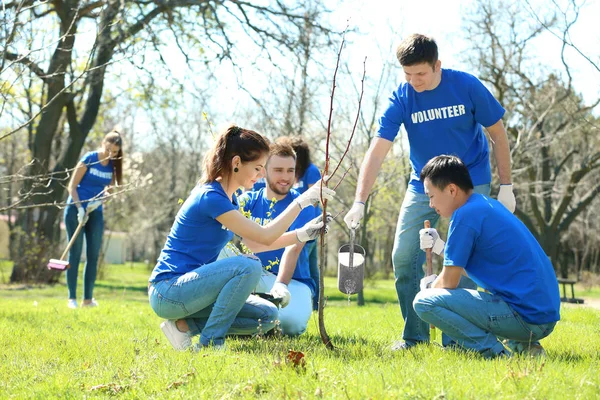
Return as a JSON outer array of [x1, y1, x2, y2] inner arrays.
[[59, 218, 86, 261], [59, 202, 102, 260], [424, 220, 433, 275], [424, 219, 436, 338]]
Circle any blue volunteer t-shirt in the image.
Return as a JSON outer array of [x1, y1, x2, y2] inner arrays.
[[150, 181, 238, 282], [443, 194, 560, 325], [377, 69, 505, 193], [294, 163, 321, 213], [67, 151, 113, 210], [238, 188, 317, 295], [293, 163, 321, 194]]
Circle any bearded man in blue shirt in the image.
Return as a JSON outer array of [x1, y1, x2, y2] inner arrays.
[[239, 141, 321, 336]]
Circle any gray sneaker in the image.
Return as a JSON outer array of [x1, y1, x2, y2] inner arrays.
[[504, 340, 546, 358], [160, 320, 192, 351], [526, 344, 547, 357]]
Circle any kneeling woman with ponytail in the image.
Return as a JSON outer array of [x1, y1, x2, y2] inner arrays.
[[148, 125, 334, 350]]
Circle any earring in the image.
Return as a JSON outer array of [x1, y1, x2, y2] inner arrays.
[[234, 167, 239, 173]]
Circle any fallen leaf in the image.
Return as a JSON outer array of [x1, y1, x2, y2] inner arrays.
[[287, 350, 306, 368]]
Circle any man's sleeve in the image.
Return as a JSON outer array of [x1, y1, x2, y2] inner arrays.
[[443, 221, 478, 269], [290, 205, 316, 231], [376, 90, 405, 142], [469, 76, 505, 128]]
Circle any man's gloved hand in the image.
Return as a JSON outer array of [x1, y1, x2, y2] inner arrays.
[[296, 213, 332, 242], [343, 202, 365, 229], [419, 227, 445, 256], [295, 179, 335, 209], [420, 274, 438, 291], [77, 207, 85, 224], [270, 281, 291, 308], [497, 184, 516, 213]]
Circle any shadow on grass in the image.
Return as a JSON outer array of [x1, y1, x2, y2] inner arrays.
[[227, 332, 382, 357], [325, 293, 396, 305], [0, 283, 48, 290], [94, 282, 148, 293], [549, 350, 600, 363]]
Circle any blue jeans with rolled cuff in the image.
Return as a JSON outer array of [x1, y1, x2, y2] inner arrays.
[[414, 288, 556, 358]]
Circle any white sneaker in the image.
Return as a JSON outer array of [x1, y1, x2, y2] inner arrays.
[[81, 299, 99, 308], [67, 299, 78, 309], [160, 320, 192, 351]]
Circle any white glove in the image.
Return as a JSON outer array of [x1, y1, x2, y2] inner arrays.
[[296, 213, 332, 242], [87, 200, 102, 212], [270, 281, 291, 308], [420, 274, 438, 291], [419, 228, 445, 256], [497, 184, 516, 213], [77, 207, 85, 224], [343, 202, 365, 229], [295, 179, 336, 209]]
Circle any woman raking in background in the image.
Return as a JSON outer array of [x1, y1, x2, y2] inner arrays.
[[65, 130, 123, 308]]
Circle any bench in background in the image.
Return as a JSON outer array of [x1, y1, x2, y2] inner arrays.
[[557, 278, 585, 304]]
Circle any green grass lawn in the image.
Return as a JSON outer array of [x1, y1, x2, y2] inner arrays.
[[1, 262, 600, 399]]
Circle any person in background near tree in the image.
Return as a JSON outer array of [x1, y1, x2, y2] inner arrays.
[[239, 141, 325, 336], [287, 137, 322, 311], [148, 125, 335, 351], [65, 130, 123, 309], [414, 155, 559, 358], [344, 33, 516, 351]]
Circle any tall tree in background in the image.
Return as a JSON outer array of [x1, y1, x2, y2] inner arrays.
[[1, 0, 331, 282], [463, 0, 600, 276]]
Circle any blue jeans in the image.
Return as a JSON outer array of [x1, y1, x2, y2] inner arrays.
[[392, 184, 490, 345], [64, 204, 104, 300], [306, 241, 319, 310], [413, 288, 557, 358], [148, 255, 278, 346], [255, 271, 313, 336]]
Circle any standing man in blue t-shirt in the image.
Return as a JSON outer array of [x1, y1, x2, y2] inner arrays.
[[344, 33, 516, 350], [414, 155, 560, 358], [239, 142, 319, 336]]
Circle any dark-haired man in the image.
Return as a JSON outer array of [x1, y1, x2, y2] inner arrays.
[[414, 155, 560, 358], [344, 33, 515, 350]]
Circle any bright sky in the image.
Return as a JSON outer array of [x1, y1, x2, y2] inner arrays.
[[333, 0, 600, 104], [122, 0, 599, 144]]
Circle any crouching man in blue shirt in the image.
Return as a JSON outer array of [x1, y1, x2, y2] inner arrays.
[[414, 155, 560, 358], [238, 141, 321, 336]]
